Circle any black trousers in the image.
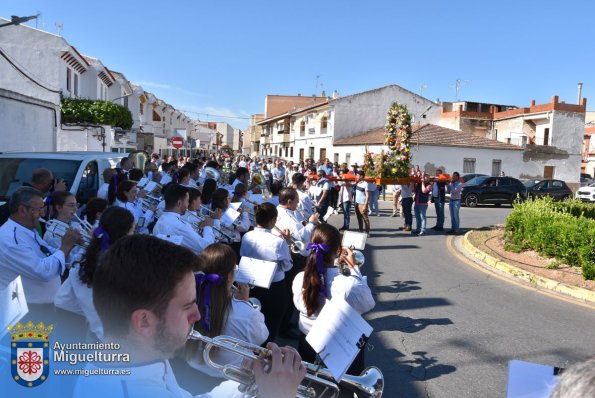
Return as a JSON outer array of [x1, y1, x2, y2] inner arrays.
[[251, 279, 287, 344]]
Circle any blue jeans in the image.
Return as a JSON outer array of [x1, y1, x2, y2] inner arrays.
[[433, 197, 445, 228], [368, 190, 379, 214], [414, 204, 428, 232], [449, 199, 461, 231], [341, 201, 351, 228], [401, 197, 413, 227]]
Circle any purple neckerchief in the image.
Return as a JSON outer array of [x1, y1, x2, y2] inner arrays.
[[93, 226, 110, 252], [194, 272, 223, 331], [307, 242, 330, 298]]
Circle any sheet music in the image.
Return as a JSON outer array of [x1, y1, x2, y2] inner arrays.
[[248, 193, 264, 204], [506, 360, 559, 398], [155, 234, 184, 246], [137, 177, 149, 188], [0, 276, 28, 340], [236, 257, 277, 288], [229, 202, 242, 211], [144, 181, 158, 193], [221, 207, 240, 227], [341, 231, 368, 250], [306, 297, 373, 381]]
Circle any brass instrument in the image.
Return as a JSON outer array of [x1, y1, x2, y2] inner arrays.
[[39, 218, 91, 248], [231, 283, 260, 310], [186, 329, 384, 398], [338, 247, 365, 275], [204, 166, 220, 182], [185, 210, 235, 243], [273, 225, 305, 254], [73, 214, 95, 236]]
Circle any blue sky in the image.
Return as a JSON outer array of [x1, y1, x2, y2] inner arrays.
[[1, 0, 593, 129]]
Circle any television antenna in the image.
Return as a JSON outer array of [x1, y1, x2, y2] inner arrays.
[[450, 78, 469, 101], [55, 22, 64, 36]]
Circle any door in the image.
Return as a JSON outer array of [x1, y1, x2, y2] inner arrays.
[[319, 148, 326, 162], [544, 166, 554, 179], [481, 177, 498, 203], [299, 148, 304, 161]]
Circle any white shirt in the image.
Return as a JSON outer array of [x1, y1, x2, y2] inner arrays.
[[0, 219, 66, 304], [240, 227, 292, 282], [160, 173, 173, 186], [296, 189, 314, 219], [54, 264, 104, 340], [187, 298, 268, 378], [274, 206, 315, 257], [97, 183, 109, 200], [292, 266, 375, 334], [114, 199, 153, 234], [43, 219, 86, 268], [152, 211, 214, 254], [74, 359, 243, 398], [339, 181, 354, 203], [265, 195, 279, 207]]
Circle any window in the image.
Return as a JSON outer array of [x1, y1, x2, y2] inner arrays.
[[334, 153, 339, 164], [494, 129, 498, 140], [544, 165, 554, 179], [321, 116, 328, 130], [299, 148, 304, 161], [73, 74, 79, 97], [123, 96, 128, 109], [300, 121, 306, 136], [463, 158, 476, 174], [140, 102, 144, 115], [308, 146, 315, 159], [543, 128, 550, 146], [345, 153, 351, 166], [76, 161, 99, 204], [290, 147, 294, 158], [491, 160, 501, 176], [66, 68, 71, 93]]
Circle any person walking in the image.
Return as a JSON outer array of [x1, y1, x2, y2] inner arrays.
[[431, 169, 447, 231], [354, 171, 370, 233], [399, 183, 414, 231], [448, 171, 463, 235], [413, 174, 431, 236]]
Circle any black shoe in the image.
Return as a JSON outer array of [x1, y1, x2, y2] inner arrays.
[[339, 226, 349, 231], [279, 328, 301, 340], [434, 227, 444, 231]]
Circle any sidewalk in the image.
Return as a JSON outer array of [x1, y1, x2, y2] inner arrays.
[[452, 231, 595, 307]]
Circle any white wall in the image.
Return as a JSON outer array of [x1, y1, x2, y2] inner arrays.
[[332, 85, 441, 141], [58, 126, 106, 152]]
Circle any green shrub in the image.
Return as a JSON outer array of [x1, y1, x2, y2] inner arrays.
[[505, 198, 595, 280], [61, 98, 133, 129]]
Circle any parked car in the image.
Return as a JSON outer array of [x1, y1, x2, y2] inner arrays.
[[462, 176, 526, 207], [580, 174, 593, 187], [523, 179, 572, 201], [576, 182, 595, 202], [462, 173, 488, 183], [0, 152, 122, 206]]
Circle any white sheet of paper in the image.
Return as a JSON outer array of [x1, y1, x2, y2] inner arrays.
[[221, 207, 240, 227], [137, 177, 149, 188], [306, 297, 373, 381], [341, 231, 368, 250], [229, 202, 242, 211], [0, 276, 28, 340], [506, 360, 559, 398], [309, 186, 322, 198], [236, 257, 278, 288], [248, 193, 264, 204], [144, 181, 158, 193], [155, 234, 184, 246]]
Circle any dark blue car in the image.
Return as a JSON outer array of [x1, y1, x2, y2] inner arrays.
[[462, 176, 526, 207]]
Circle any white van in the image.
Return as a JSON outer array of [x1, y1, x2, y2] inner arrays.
[[0, 152, 124, 205]]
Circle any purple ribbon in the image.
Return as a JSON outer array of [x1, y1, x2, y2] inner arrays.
[[307, 242, 330, 298], [194, 272, 223, 331], [93, 226, 110, 252]]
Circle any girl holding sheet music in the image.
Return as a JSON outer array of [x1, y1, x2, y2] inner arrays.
[[292, 223, 375, 375], [186, 243, 268, 378], [240, 202, 293, 343], [211, 187, 250, 258]]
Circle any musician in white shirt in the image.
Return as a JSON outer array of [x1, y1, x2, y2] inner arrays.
[[54, 206, 134, 341], [97, 168, 116, 200], [292, 224, 374, 376], [74, 235, 305, 398], [240, 203, 293, 343], [186, 244, 268, 378], [211, 188, 250, 258], [0, 187, 79, 307], [291, 173, 314, 221], [152, 184, 215, 254], [113, 180, 155, 234]]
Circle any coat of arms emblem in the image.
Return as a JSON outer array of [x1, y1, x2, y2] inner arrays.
[[8, 320, 53, 387]]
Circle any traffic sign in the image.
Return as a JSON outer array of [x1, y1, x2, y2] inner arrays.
[[171, 137, 184, 149]]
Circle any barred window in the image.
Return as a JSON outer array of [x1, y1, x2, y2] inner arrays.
[[463, 158, 476, 174]]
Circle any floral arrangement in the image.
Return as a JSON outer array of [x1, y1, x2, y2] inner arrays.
[[382, 102, 413, 178]]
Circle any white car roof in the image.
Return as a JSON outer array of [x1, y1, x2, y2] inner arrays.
[[0, 151, 123, 161]]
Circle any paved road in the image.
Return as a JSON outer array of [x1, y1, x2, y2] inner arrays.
[[325, 202, 595, 398]]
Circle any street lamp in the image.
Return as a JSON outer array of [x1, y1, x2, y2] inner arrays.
[[0, 14, 39, 28]]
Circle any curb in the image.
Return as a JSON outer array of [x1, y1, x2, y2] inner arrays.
[[461, 231, 595, 306]]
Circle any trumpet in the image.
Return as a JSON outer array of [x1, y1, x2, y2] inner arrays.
[[187, 329, 384, 398], [338, 247, 365, 275], [185, 210, 235, 243], [231, 283, 260, 310], [273, 225, 305, 254], [201, 205, 242, 228], [39, 218, 92, 248], [73, 214, 95, 236]]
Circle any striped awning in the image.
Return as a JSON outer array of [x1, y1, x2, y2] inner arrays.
[[61, 52, 87, 74], [98, 71, 114, 87]]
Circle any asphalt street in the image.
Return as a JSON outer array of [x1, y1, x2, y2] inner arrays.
[[325, 201, 595, 398]]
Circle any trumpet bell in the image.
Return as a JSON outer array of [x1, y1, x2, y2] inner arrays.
[[251, 172, 264, 186], [204, 167, 220, 181], [291, 240, 305, 254], [339, 367, 384, 398], [354, 250, 365, 267]]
